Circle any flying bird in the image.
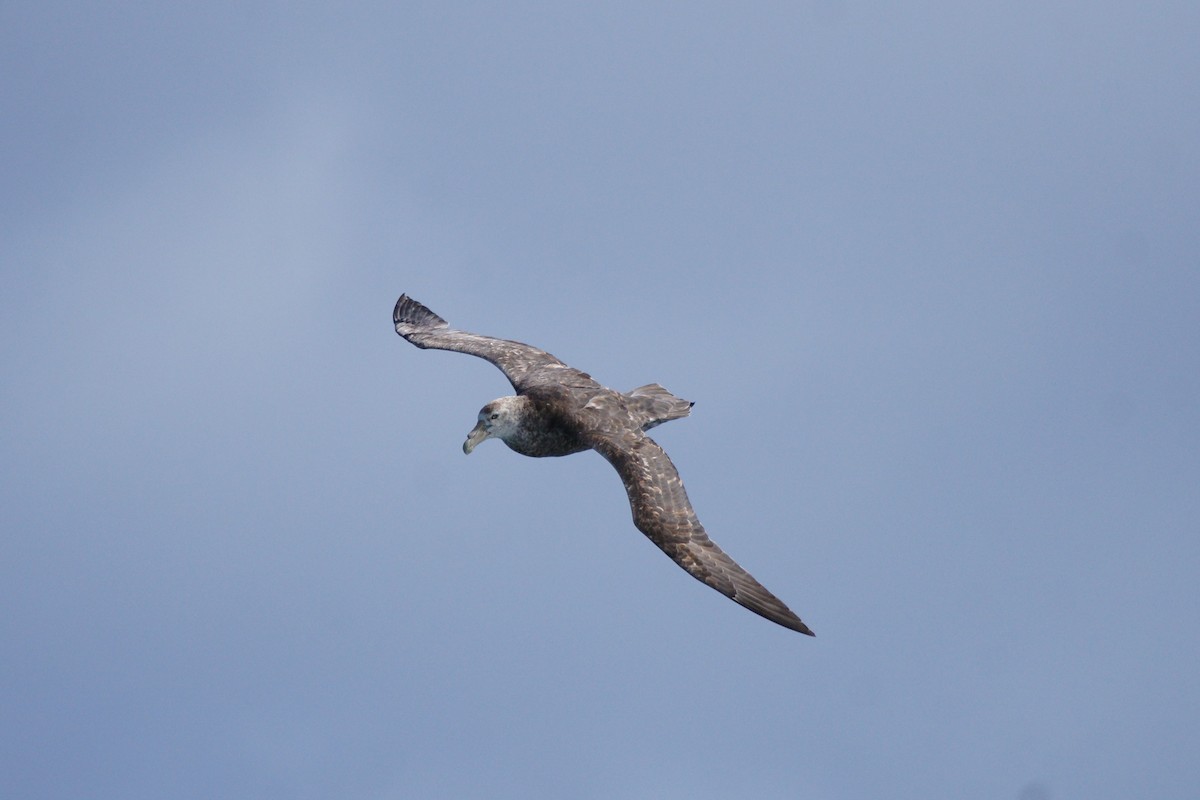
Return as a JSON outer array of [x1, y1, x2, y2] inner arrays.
[[393, 294, 814, 635]]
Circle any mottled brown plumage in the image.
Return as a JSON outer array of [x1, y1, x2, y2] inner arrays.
[[393, 294, 813, 635]]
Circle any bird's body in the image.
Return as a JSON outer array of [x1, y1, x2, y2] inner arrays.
[[393, 294, 813, 635]]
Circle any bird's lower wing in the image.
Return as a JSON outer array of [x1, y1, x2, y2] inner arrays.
[[586, 428, 814, 635]]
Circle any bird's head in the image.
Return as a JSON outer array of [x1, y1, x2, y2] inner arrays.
[[463, 396, 523, 454]]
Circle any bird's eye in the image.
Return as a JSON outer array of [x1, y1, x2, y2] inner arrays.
[[490, 412, 500, 420]]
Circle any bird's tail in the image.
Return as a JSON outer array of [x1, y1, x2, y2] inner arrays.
[[626, 383, 694, 431]]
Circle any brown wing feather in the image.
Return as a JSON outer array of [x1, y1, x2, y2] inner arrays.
[[394, 294, 574, 392], [586, 427, 814, 635]]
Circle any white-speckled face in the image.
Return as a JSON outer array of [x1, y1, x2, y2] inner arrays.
[[462, 396, 521, 453]]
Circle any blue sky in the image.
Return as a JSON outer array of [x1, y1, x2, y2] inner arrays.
[[3, 3, 1198, 798]]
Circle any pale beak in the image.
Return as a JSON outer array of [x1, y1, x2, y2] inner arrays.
[[463, 421, 490, 454]]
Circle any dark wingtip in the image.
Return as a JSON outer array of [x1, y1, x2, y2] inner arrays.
[[774, 613, 815, 636], [739, 592, 814, 636], [394, 294, 449, 333], [734, 592, 815, 636], [392, 294, 409, 327]]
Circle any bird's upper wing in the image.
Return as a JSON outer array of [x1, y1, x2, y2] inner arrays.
[[394, 294, 582, 392], [583, 423, 814, 635]]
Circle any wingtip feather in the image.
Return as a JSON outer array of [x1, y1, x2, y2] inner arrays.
[[749, 602, 815, 636], [394, 294, 449, 334]]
